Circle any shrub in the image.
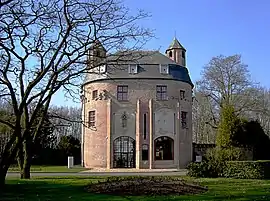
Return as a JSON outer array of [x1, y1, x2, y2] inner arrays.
[[206, 147, 243, 177], [223, 161, 270, 179], [216, 105, 240, 148], [186, 161, 218, 178], [187, 147, 244, 178]]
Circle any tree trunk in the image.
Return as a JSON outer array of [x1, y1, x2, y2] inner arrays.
[[0, 144, 17, 187], [0, 134, 20, 187], [21, 161, 31, 179], [0, 165, 8, 188], [17, 142, 24, 178], [19, 141, 32, 179]]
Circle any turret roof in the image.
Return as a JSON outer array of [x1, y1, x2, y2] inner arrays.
[[167, 37, 185, 50]]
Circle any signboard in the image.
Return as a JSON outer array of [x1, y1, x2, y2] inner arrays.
[[195, 155, 202, 162]]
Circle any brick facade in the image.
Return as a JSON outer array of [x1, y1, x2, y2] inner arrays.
[[82, 79, 193, 169], [81, 38, 193, 169]]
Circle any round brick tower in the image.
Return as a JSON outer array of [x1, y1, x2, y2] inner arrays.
[[82, 38, 193, 169]]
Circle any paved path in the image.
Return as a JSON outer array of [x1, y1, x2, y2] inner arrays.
[[7, 170, 187, 178]]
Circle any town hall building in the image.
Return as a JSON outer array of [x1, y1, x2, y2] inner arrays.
[[81, 37, 193, 169]]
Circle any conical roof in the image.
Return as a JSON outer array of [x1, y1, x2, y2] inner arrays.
[[167, 37, 185, 50]]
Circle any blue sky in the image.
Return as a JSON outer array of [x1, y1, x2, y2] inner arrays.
[[51, 0, 270, 106]]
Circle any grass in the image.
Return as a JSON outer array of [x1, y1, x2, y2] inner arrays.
[[1, 176, 270, 200], [8, 165, 88, 173]]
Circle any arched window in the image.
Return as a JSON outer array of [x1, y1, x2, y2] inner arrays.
[[113, 136, 135, 168], [182, 50, 185, 58], [154, 136, 174, 160], [121, 112, 127, 128], [169, 51, 172, 57]]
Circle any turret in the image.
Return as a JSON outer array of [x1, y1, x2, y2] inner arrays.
[[165, 37, 186, 67], [88, 40, 106, 67]]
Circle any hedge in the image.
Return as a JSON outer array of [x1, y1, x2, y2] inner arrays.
[[187, 160, 270, 179], [186, 161, 219, 178], [223, 161, 270, 179]]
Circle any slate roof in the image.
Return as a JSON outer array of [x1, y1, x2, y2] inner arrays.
[[83, 50, 193, 87]]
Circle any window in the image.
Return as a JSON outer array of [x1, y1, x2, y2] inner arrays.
[[181, 111, 187, 128], [113, 136, 135, 168], [92, 90, 98, 100], [142, 144, 149, 160], [143, 113, 147, 139], [121, 112, 127, 128], [154, 136, 174, 160], [128, 64, 138, 74], [156, 85, 167, 101], [182, 51, 185, 58], [117, 85, 128, 101], [89, 111, 96, 127], [169, 51, 172, 57], [159, 64, 169, 74], [180, 90, 185, 100], [99, 64, 107, 74]]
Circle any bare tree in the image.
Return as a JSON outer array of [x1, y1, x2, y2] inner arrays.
[[192, 91, 217, 144], [194, 54, 267, 142], [244, 88, 270, 136], [49, 105, 81, 144], [0, 0, 152, 184], [196, 55, 262, 118]]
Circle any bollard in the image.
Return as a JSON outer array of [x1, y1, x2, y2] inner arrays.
[[68, 156, 74, 168]]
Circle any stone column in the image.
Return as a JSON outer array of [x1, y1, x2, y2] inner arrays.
[[149, 99, 153, 169], [106, 99, 112, 169], [136, 99, 141, 169], [176, 101, 180, 169], [81, 86, 85, 167]]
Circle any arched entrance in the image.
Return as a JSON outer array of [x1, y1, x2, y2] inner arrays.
[[113, 136, 136, 168], [154, 136, 174, 160]]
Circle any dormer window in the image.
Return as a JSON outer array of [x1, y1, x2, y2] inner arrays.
[[160, 64, 169, 74], [128, 64, 138, 74], [169, 51, 172, 57], [99, 64, 107, 74]]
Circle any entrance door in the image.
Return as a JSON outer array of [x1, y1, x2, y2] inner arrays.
[[113, 136, 135, 168]]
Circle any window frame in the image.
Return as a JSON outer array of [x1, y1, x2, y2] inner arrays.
[[169, 51, 172, 57], [142, 144, 149, 161], [180, 90, 185, 100], [143, 113, 147, 140], [182, 50, 185, 58], [128, 64, 138, 74], [88, 110, 96, 127], [154, 136, 174, 160], [117, 85, 128, 101], [181, 111, 187, 129], [92, 90, 98, 100], [156, 85, 168, 101], [159, 64, 169, 74]]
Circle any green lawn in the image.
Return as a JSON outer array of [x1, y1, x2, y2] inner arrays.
[[1, 176, 270, 200], [8, 165, 88, 173]]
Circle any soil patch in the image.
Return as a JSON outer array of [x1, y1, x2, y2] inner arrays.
[[86, 176, 208, 196]]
